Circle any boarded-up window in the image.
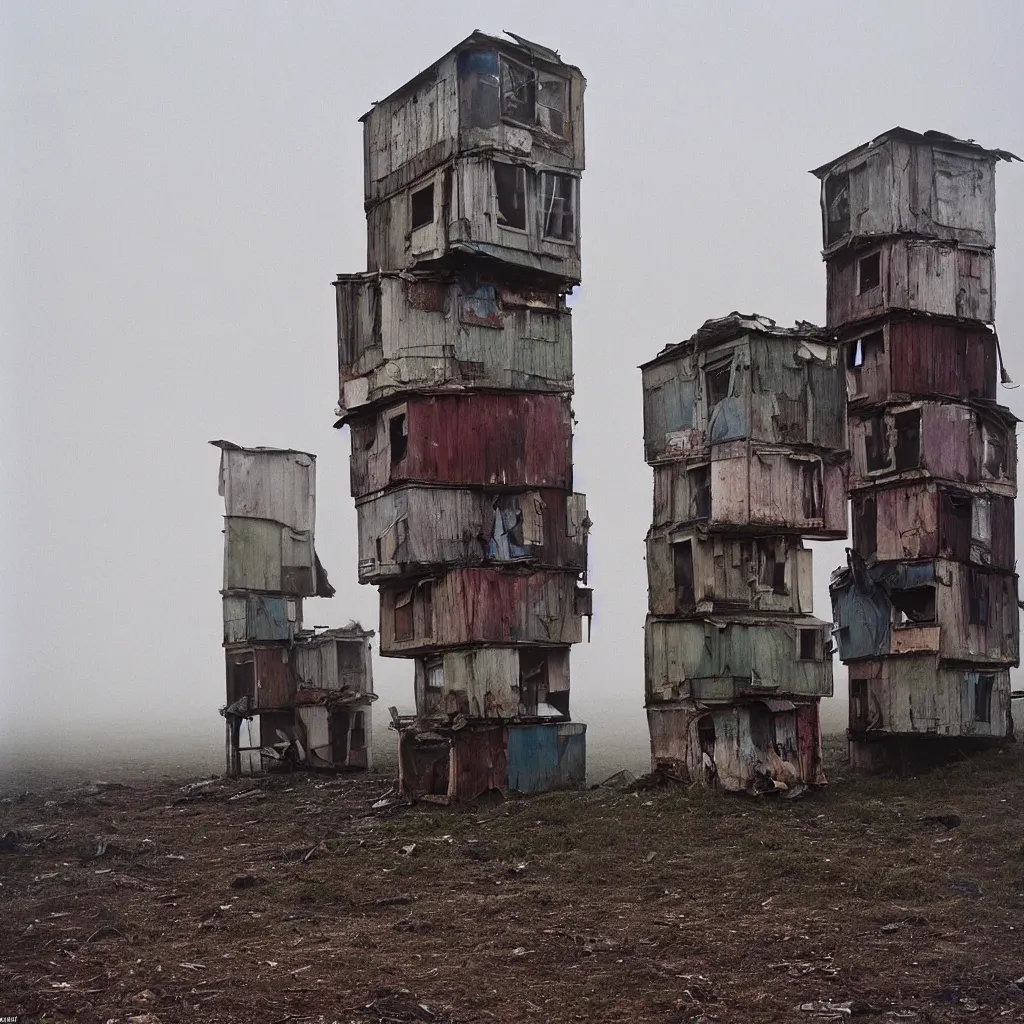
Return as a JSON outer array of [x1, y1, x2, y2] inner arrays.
[[858, 252, 881, 293], [690, 465, 711, 520], [500, 57, 535, 123], [673, 540, 695, 613], [394, 590, 414, 641], [458, 49, 499, 128], [410, 184, 434, 229], [389, 413, 408, 463], [825, 172, 850, 245], [798, 628, 821, 660], [536, 73, 567, 136], [893, 410, 921, 471], [494, 163, 526, 230], [891, 586, 936, 625], [864, 414, 889, 472], [967, 570, 990, 625], [974, 674, 994, 722], [799, 460, 823, 519], [853, 495, 877, 559], [540, 172, 575, 241]]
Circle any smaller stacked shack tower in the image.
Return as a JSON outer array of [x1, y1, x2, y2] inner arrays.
[[816, 129, 1020, 769], [641, 314, 847, 792], [213, 441, 375, 775], [334, 33, 591, 803]]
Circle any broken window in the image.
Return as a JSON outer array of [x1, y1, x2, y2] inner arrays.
[[697, 715, 716, 762], [419, 581, 433, 638], [893, 409, 922, 471], [967, 569, 990, 625], [410, 184, 434, 229], [494, 162, 526, 230], [858, 252, 881, 293], [499, 57, 535, 123], [228, 657, 255, 704], [756, 539, 787, 594], [798, 628, 821, 661], [689, 465, 711, 520], [864, 413, 890, 472], [798, 460, 823, 519], [850, 678, 868, 729], [982, 422, 1008, 478], [519, 650, 548, 716], [673, 539, 695, 613], [540, 172, 575, 241], [389, 413, 408, 464], [853, 495, 877, 559], [425, 659, 444, 692], [891, 586, 936, 626], [825, 171, 850, 245], [704, 360, 732, 411], [458, 49, 500, 129], [393, 589, 414, 641], [974, 674, 994, 723], [536, 74, 568, 136]]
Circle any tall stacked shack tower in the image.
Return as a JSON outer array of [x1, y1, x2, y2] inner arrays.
[[334, 33, 591, 803], [214, 441, 376, 776], [641, 314, 847, 793], [816, 129, 1020, 769]]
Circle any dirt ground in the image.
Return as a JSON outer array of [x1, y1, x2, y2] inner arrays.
[[2, 739, 1024, 1024]]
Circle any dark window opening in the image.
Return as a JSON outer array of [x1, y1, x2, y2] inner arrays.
[[853, 495, 878, 559], [228, 658, 256, 705], [519, 649, 548, 717], [546, 689, 570, 717], [859, 252, 881, 293], [705, 361, 731, 410], [499, 57, 535, 123], [974, 674, 994, 723], [393, 590, 414, 642], [540, 172, 575, 241], [983, 425, 1008, 478], [410, 184, 434, 229], [894, 410, 922, 471], [494, 163, 526, 230], [891, 586, 936, 626], [940, 490, 972, 560], [757, 539, 788, 594], [330, 710, 350, 764], [425, 659, 444, 691], [967, 569, 990, 625], [825, 172, 851, 244], [798, 628, 820, 661], [536, 74, 567, 136], [389, 413, 408, 464], [458, 49, 500, 129], [420, 581, 433, 638], [697, 715, 716, 762], [864, 413, 890, 472], [850, 678, 868, 729], [336, 641, 363, 682], [799, 460, 823, 519], [690, 465, 711, 520], [848, 330, 884, 376], [673, 540, 695, 613]]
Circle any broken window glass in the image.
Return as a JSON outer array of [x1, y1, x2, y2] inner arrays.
[[974, 674, 994, 722], [500, 57, 536, 123], [394, 589, 414, 641], [690, 465, 711, 520], [798, 460, 823, 519], [410, 184, 434, 229], [494, 162, 526, 230], [798, 628, 820, 661], [458, 49, 500, 129], [540, 171, 575, 241], [536, 74, 568, 136], [825, 172, 850, 245], [891, 586, 936, 626], [673, 540, 695, 613], [704, 360, 731, 411], [858, 252, 881, 293], [389, 413, 408, 463], [893, 409, 922, 471], [864, 413, 890, 472]]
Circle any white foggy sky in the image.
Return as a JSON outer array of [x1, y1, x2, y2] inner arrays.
[[2, 1, 1023, 754]]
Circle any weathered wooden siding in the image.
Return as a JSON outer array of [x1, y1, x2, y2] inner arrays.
[[646, 529, 813, 617], [848, 402, 1016, 494], [826, 240, 994, 326], [641, 333, 845, 462], [222, 595, 301, 644], [651, 445, 847, 538], [848, 658, 1012, 738], [254, 646, 293, 710], [379, 568, 583, 654], [644, 616, 834, 702], [365, 156, 582, 284], [214, 444, 316, 533], [222, 518, 317, 596], [348, 393, 572, 497], [355, 484, 588, 582], [506, 722, 586, 794], [292, 634, 374, 695], [335, 273, 572, 414], [845, 320, 997, 405], [854, 483, 1015, 570], [816, 136, 999, 252]]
